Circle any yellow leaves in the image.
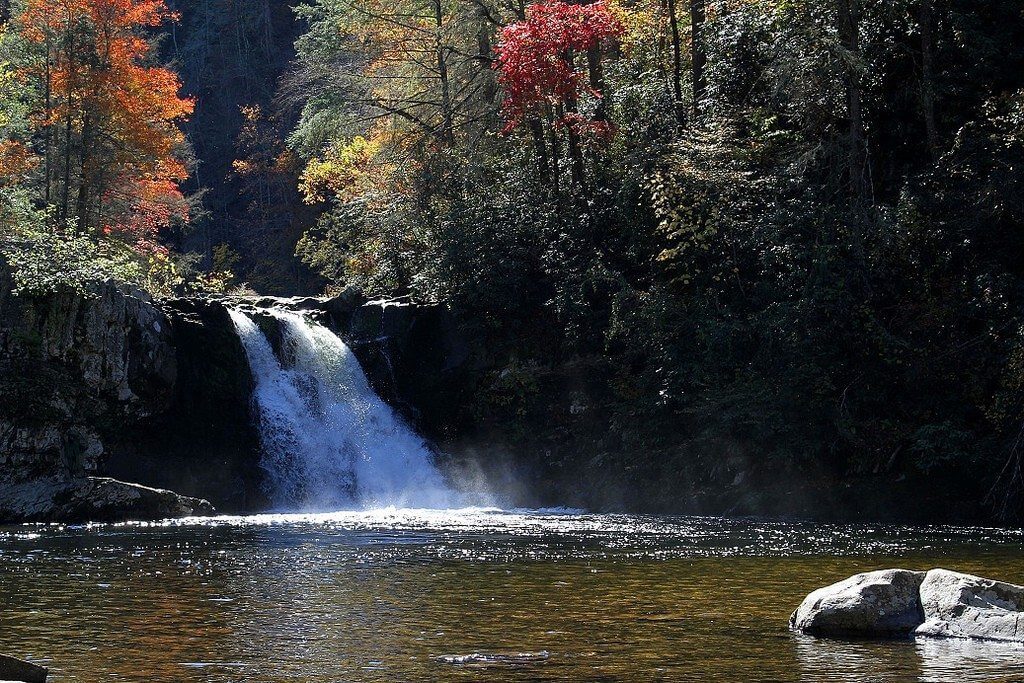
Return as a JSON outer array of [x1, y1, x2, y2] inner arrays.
[[605, 0, 659, 58], [232, 158, 254, 176], [299, 125, 410, 204]]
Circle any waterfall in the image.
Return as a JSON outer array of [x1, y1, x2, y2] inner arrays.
[[228, 307, 460, 510]]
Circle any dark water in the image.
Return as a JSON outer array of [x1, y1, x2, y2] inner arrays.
[[1, 509, 1023, 682]]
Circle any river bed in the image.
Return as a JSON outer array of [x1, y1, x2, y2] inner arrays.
[[1, 509, 1022, 681]]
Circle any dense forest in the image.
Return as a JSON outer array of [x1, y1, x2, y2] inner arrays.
[[2, 0, 1024, 521]]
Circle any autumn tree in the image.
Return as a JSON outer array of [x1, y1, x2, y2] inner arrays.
[[12, 0, 193, 241], [494, 0, 623, 189]]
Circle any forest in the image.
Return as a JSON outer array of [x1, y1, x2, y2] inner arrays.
[[2, 0, 1024, 522]]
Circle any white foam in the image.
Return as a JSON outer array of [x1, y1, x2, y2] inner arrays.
[[229, 308, 461, 511]]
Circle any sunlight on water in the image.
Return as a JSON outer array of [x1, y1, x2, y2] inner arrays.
[[0, 512, 1022, 682]]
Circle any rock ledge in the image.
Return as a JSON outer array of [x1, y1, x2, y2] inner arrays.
[[0, 654, 47, 683], [0, 476, 215, 524]]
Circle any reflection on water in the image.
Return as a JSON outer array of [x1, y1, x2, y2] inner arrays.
[[915, 637, 1024, 683], [0, 509, 1022, 682]]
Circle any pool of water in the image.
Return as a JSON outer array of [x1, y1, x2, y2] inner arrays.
[[1, 509, 1022, 682]]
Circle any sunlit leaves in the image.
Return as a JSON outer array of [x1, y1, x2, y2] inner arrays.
[[494, 1, 623, 135], [17, 0, 194, 233]]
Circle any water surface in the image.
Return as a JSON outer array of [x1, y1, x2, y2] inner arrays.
[[1, 510, 1023, 682]]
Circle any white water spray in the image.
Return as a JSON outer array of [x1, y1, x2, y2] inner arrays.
[[229, 307, 461, 510]]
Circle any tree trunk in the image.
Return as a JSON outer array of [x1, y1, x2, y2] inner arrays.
[[667, 0, 683, 109], [587, 44, 606, 120], [690, 0, 706, 117], [919, 0, 940, 161], [60, 110, 73, 223], [433, 0, 454, 144], [546, 107, 562, 194], [837, 0, 866, 200], [44, 49, 52, 205], [529, 119, 550, 184], [76, 113, 92, 232]]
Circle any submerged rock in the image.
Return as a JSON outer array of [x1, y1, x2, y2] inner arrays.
[[915, 569, 1024, 642], [793, 568, 1024, 643], [0, 476, 214, 524], [0, 654, 47, 682], [790, 569, 926, 637]]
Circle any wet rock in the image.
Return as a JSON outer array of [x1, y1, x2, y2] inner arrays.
[[0, 654, 47, 682], [790, 569, 926, 637], [109, 298, 263, 512], [0, 476, 214, 524], [914, 569, 1024, 642]]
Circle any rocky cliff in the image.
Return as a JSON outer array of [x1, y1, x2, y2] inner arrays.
[[0, 263, 216, 522], [0, 267, 471, 522]]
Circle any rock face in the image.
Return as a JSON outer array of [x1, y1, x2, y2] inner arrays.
[[790, 569, 926, 637], [103, 297, 263, 512], [0, 273, 467, 521], [0, 261, 227, 522], [793, 568, 1024, 643], [0, 654, 47, 683], [915, 568, 1024, 642], [0, 272, 176, 487], [0, 477, 214, 524]]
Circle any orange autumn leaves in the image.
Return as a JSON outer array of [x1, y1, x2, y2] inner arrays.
[[0, 140, 35, 181], [10, 0, 192, 244]]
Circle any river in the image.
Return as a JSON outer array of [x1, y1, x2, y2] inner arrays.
[[1, 509, 1022, 682]]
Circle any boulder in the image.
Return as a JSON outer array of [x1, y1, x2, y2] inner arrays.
[[915, 568, 1024, 642], [790, 569, 926, 637], [793, 568, 1024, 643], [0, 654, 47, 683], [0, 476, 214, 524]]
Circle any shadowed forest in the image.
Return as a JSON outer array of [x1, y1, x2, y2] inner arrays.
[[2, 0, 1024, 522]]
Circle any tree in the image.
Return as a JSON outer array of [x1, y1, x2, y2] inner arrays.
[[835, 0, 866, 199], [14, 0, 193, 237], [493, 0, 623, 188], [689, 0, 704, 117]]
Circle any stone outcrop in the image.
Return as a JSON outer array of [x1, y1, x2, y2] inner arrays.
[[102, 296, 263, 512], [793, 568, 1024, 643], [0, 654, 47, 683], [0, 274, 176, 488], [0, 262, 223, 523], [790, 569, 926, 637], [0, 477, 214, 523]]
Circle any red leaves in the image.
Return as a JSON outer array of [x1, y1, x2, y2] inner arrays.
[[102, 177, 188, 254], [494, 1, 623, 135]]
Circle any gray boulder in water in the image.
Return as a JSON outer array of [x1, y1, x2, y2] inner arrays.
[[0, 654, 47, 682], [793, 568, 1024, 643], [915, 568, 1024, 642], [790, 569, 926, 637]]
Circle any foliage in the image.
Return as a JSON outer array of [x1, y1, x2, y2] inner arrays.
[[494, 1, 622, 135], [0, 0, 224, 296], [286, 0, 1024, 520], [0, 188, 141, 294]]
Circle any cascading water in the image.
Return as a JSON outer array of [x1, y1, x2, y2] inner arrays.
[[229, 307, 460, 510]]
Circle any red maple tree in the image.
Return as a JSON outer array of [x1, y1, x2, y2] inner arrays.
[[494, 1, 623, 136]]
